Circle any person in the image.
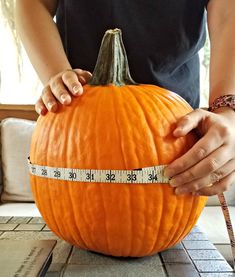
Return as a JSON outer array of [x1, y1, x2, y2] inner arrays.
[[15, 0, 235, 196]]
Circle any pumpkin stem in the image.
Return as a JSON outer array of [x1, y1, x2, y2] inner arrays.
[[89, 28, 137, 86]]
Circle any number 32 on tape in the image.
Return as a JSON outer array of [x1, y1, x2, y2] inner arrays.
[[28, 158, 169, 184]]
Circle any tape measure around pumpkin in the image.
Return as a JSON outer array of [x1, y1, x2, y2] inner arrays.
[[28, 159, 169, 184], [28, 158, 235, 270]]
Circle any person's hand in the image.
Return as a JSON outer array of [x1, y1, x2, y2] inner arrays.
[[164, 107, 235, 196], [35, 69, 92, 115]]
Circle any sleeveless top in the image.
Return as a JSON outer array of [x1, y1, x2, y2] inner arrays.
[[56, 0, 209, 108]]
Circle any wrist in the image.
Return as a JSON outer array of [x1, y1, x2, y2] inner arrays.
[[210, 106, 235, 115], [208, 94, 235, 112]]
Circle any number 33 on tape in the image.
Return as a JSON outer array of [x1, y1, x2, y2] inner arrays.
[[28, 159, 169, 184], [28, 158, 235, 270]]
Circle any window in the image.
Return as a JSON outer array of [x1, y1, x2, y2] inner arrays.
[[0, 2, 41, 104], [199, 35, 210, 107]]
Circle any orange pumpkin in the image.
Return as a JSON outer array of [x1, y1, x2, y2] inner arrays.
[[30, 29, 207, 257]]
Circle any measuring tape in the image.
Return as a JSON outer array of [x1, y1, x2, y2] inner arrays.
[[28, 159, 169, 184], [28, 158, 235, 270], [218, 193, 235, 270]]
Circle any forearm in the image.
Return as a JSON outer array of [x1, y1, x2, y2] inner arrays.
[[15, 0, 71, 85], [207, 1, 235, 105]]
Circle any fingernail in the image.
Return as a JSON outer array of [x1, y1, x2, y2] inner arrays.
[[61, 94, 71, 104], [175, 187, 188, 195], [173, 127, 183, 136], [164, 168, 174, 178], [73, 85, 82, 94], [169, 178, 178, 187], [48, 102, 54, 110], [78, 76, 86, 85], [41, 109, 47, 116], [163, 168, 169, 177], [36, 107, 42, 114]]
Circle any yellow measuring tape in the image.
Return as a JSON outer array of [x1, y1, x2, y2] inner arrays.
[[28, 159, 235, 270]]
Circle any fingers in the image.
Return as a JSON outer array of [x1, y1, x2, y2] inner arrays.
[[164, 109, 233, 180], [37, 69, 92, 115], [172, 159, 235, 195], [35, 97, 47, 115], [165, 126, 223, 178], [173, 109, 207, 137], [165, 108, 235, 196], [61, 70, 83, 96], [169, 145, 230, 186], [73, 69, 92, 84], [49, 81, 72, 105], [196, 171, 235, 196], [209, 159, 235, 183], [41, 86, 59, 111]]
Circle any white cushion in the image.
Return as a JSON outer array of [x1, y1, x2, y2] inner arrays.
[[0, 125, 3, 195], [0, 203, 41, 216], [1, 118, 35, 202]]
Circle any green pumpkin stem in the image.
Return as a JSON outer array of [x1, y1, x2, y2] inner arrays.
[[89, 29, 137, 86]]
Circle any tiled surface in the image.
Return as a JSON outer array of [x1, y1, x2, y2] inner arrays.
[[0, 223, 18, 231], [63, 264, 166, 277], [160, 249, 192, 263], [68, 248, 162, 266], [165, 264, 200, 277], [45, 272, 60, 277], [184, 232, 209, 241], [200, 273, 235, 277], [182, 240, 217, 250], [0, 216, 11, 223], [189, 226, 202, 233], [169, 242, 184, 250], [8, 216, 31, 224], [194, 260, 233, 273], [43, 225, 51, 231], [0, 216, 234, 277], [29, 217, 45, 224], [14, 223, 45, 231], [187, 249, 224, 260], [216, 244, 234, 266]]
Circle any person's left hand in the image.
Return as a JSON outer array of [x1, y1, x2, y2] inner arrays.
[[164, 107, 235, 196]]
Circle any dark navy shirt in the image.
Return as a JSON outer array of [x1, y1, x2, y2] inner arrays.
[[56, 0, 209, 108]]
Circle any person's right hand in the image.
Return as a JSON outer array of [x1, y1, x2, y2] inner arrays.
[[35, 69, 92, 115]]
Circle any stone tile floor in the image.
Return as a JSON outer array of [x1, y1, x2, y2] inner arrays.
[[0, 216, 234, 277]]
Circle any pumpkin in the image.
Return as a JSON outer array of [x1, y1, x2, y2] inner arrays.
[[30, 29, 207, 257]]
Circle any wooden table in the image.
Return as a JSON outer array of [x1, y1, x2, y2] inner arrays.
[[0, 216, 234, 277]]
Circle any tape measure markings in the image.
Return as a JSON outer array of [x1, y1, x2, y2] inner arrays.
[[28, 159, 169, 184], [28, 158, 235, 270], [218, 193, 235, 270]]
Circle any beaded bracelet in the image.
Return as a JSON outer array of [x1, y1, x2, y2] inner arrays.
[[208, 94, 235, 112]]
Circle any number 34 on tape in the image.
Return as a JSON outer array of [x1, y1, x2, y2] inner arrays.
[[28, 158, 235, 270], [28, 158, 169, 184]]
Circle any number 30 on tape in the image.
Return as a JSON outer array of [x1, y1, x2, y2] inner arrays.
[[28, 158, 169, 184], [28, 157, 235, 270]]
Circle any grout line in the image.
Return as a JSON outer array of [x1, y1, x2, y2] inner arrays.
[[59, 245, 74, 277]]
